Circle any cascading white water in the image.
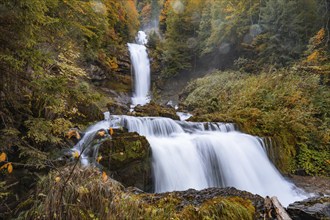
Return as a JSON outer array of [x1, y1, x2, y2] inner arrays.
[[73, 114, 308, 206], [128, 31, 151, 106], [116, 115, 307, 206]]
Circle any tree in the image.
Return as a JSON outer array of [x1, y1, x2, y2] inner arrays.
[[161, 0, 204, 77], [255, 0, 321, 66]]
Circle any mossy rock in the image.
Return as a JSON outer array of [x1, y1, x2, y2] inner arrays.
[[22, 167, 281, 220], [131, 101, 180, 120], [72, 101, 104, 124], [99, 130, 152, 191], [133, 187, 267, 220], [106, 100, 130, 115]]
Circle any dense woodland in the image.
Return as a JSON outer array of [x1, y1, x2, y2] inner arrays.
[[0, 0, 329, 219]]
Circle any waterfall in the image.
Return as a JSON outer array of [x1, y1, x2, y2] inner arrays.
[[74, 115, 308, 206], [128, 31, 151, 106], [113, 116, 307, 206]]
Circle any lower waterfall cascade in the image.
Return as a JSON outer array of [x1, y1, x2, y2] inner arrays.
[[74, 114, 309, 207]]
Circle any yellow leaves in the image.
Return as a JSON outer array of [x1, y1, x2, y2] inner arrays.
[[55, 176, 61, 183], [78, 186, 89, 194], [97, 155, 102, 163], [109, 57, 119, 70], [307, 51, 320, 63], [314, 28, 326, 46], [72, 151, 80, 159], [102, 171, 108, 182], [0, 153, 6, 162]]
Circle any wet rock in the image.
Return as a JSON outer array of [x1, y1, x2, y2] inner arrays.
[[107, 100, 130, 115], [131, 101, 180, 120], [287, 196, 330, 220], [99, 130, 152, 191]]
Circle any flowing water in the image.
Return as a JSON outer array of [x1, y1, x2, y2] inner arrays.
[[76, 115, 308, 207], [74, 31, 309, 207], [127, 31, 150, 106]]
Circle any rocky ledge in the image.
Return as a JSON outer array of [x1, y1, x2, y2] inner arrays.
[[287, 196, 330, 220], [130, 101, 180, 120]]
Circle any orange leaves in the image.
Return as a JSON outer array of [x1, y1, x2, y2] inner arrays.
[[102, 171, 108, 182], [66, 130, 81, 140], [109, 57, 119, 70], [98, 130, 106, 137], [109, 128, 114, 136], [0, 162, 13, 174], [7, 163, 13, 173], [314, 28, 326, 46], [0, 152, 6, 162], [0, 152, 13, 174]]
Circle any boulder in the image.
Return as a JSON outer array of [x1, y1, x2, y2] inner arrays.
[[287, 196, 330, 220], [131, 101, 180, 120], [107, 100, 130, 115], [98, 130, 152, 191]]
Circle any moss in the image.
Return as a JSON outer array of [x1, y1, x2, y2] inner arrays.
[[98, 131, 152, 191], [198, 197, 255, 220]]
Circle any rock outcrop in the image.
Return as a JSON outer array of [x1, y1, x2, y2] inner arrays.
[[131, 101, 180, 120], [98, 130, 152, 192], [287, 196, 330, 220]]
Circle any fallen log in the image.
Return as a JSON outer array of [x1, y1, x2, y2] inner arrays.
[[271, 196, 292, 220]]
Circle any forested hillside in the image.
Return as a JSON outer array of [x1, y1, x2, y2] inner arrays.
[[0, 0, 139, 217]]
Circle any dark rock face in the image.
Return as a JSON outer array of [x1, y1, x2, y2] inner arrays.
[[287, 196, 330, 220], [74, 102, 104, 124], [107, 100, 130, 115], [99, 130, 152, 192], [131, 101, 180, 120]]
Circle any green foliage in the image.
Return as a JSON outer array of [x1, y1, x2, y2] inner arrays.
[[254, 0, 321, 66], [183, 69, 330, 175], [160, 0, 204, 77], [155, 0, 327, 76], [297, 144, 330, 176]]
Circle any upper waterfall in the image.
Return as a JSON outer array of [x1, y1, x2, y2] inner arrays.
[[128, 31, 151, 106]]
